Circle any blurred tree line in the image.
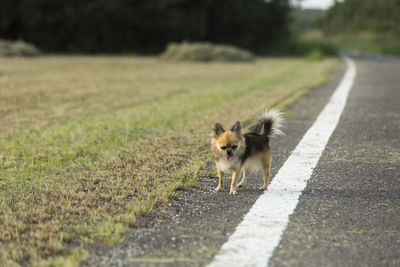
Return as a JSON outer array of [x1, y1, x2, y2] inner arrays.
[[320, 0, 400, 38], [0, 0, 291, 54]]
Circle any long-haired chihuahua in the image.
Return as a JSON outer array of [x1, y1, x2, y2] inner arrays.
[[211, 109, 284, 195]]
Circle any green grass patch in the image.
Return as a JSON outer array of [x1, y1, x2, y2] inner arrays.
[[0, 56, 338, 265], [301, 30, 400, 57]]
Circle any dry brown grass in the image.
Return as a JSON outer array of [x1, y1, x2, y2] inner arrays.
[[160, 42, 255, 62], [0, 39, 40, 57], [0, 56, 338, 265]]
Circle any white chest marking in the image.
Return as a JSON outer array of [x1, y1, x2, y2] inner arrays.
[[216, 157, 240, 173]]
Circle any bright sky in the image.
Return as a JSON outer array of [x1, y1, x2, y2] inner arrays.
[[292, 0, 336, 10]]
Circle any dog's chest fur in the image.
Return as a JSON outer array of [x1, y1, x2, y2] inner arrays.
[[216, 157, 241, 173]]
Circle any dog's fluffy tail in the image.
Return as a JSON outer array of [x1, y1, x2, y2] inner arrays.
[[248, 109, 284, 138]]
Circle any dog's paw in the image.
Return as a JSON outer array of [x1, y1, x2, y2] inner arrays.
[[237, 183, 243, 188], [259, 185, 268, 191], [215, 186, 223, 192], [229, 189, 237, 195]]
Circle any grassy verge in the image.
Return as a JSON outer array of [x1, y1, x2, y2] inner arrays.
[[0, 56, 338, 266], [301, 30, 400, 57]]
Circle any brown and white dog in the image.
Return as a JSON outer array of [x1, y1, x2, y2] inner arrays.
[[211, 109, 284, 195]]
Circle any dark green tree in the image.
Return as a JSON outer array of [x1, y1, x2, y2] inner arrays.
[[321, 0, 400, 37], [0, 0, 291, 54]]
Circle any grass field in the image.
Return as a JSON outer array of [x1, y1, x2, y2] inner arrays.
[[0, 56, 338, 266]]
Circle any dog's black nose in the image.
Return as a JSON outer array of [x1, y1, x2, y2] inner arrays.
[[227, 150, 233, 156]]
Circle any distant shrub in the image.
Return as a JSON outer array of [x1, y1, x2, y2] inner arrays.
[[0, 39, 40, 57], [160, 42, 255, 62], [305, 49, 325, 61], [381, 45, 400, 57], [291, 40, 338, 57]]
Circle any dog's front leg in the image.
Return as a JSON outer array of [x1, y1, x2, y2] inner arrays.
[[215, 169, 224, 192], [229, 171, 240, 195]]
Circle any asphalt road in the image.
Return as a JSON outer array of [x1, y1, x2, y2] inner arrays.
[[86, 55, 400, 266], [269, 56, 400, 267]]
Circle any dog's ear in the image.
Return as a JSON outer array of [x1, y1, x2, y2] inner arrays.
[[213, 123, 225, 138], [231, 121, 241, 135]]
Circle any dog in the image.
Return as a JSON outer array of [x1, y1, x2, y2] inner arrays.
[[211, 109, 284, 195]]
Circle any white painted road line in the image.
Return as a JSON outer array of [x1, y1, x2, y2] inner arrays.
[[208, 57, 357, 267]]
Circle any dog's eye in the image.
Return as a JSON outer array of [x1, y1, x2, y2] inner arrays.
[[232, 145, 238, 149], [220, 146, 227, 150]]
